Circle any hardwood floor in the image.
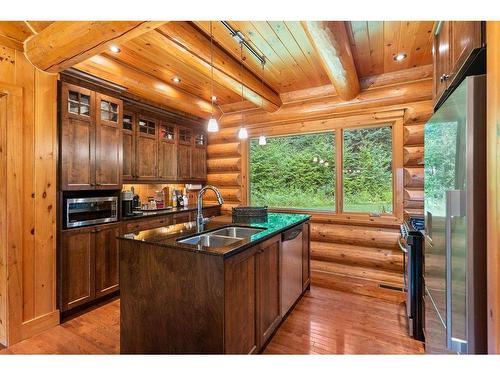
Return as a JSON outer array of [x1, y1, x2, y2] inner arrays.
[[0, 282, 424, 355]]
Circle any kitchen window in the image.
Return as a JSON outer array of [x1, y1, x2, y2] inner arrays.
[[249, 132, 336, 210], [248, 123, 397, 215]]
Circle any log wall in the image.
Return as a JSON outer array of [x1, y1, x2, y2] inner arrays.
[[207, 80, 433, 300]]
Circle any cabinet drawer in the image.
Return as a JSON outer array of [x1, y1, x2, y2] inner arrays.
[[203, 206, 221, 219], [122, 215, 173, 233], [173, 212, 191, 224]]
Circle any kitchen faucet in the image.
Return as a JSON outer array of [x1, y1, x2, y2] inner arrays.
[[197, 185, 224, 226]]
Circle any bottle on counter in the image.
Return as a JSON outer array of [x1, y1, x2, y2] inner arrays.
[[183, 194, 188, 207], [172, 192, 177, 208]]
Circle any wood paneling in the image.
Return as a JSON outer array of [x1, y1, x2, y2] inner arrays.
[[346, 21, 434, 77], [0, 43, 58, 346], [487, 21, 500, 354]]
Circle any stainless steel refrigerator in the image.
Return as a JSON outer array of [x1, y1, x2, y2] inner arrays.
[[423, 75, 487, 354]]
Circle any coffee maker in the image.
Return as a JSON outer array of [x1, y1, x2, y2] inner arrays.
[[121, 190, 135, 217]]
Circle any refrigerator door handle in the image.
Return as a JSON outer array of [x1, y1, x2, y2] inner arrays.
[[445, 189, 467, 353]]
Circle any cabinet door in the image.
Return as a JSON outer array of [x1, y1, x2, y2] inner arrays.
[[61, 227, 95, 311], [224, 247, 259, 354], [191, 132, 207, 180], [433, 21, 451, 104], [256, 235, 281, 348], [95, 93, 123, 189], [122, 112, 135, 181], [450, 21, 482, 77], [136, 116, 158, 181], [158, 123, 177, 180], [60, 82, 96, 190], [95, 223, 120, 298], [177, 144, 191, 180], [302, 222, 310, 291]]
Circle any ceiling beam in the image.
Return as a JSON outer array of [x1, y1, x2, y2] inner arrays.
[[24, 21, 167, 73], [219, 78, 432, 127], [156, 22, 282, 112], [76, 54, 216, 119], [302, 21, 360, 101]]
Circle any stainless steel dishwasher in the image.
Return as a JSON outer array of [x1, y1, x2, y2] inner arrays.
[[281, 224, 303, 316]]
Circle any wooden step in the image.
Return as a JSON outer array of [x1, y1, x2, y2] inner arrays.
[[311, 260, 404, 287], [311, 270, 406, 303], [311, 241, 403, 272]]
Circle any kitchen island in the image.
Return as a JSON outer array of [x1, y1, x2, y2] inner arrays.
[[118, 213, 311, 354]]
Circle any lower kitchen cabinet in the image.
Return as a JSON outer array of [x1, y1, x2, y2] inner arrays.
[[224, 234, 281, 353], [256, 236, 281, 347], [224, 246, 259, 354], [61, 227, 95, 311], [60, 222, 120, 312], [95, 224, 120, 298]]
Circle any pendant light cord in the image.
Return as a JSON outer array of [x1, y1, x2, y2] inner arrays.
[[240, 41, 244, 128], [210, 21, 214, 117]]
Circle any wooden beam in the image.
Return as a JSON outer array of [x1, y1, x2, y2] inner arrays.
[[75, 54, 216, 119], [302, 21, 360, 101], [487, 21, 500, 354], [24, 21, 167, 73], [156, 22, 282, 112], [220, 79, 432, 127]]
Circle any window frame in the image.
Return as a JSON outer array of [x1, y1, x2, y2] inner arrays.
[[244, 116, 404, 224]]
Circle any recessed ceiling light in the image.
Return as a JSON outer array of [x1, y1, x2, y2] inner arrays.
[[172, 77, 181, 84], [394, 53, 407, 62], [211, 95, 217, 102], [109, 45, 121, 53]]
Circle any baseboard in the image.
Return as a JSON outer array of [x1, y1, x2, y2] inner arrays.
[[20, 310, 60, 342]]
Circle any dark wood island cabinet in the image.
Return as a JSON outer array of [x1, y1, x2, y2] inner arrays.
[[118, 213, 311, 354]]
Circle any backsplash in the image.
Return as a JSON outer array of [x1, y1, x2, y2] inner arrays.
[[122, 183, 199, 206]]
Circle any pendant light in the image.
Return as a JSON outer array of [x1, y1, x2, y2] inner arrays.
[[258, 135, 267, 145], [207, 21, 219, 133], [238, 40, 248, 139]]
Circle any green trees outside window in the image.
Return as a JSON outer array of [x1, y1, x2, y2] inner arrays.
[[249, 133, 336, 210], [343, 126, 393, 213], [249, 125, 393, 214]]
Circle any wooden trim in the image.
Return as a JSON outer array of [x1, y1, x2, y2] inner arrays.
[[487, 21, 500, 354], [0, 83, 24, 345], [0, 93, 7, 346], [20, 310, 59, 341]]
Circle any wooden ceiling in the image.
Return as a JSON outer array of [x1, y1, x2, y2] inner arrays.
[[0, 20, 435, 118]]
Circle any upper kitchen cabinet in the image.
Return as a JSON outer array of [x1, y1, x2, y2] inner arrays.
[[122, 105, 207, 184], [122, 111, 135, 181], [177, 126, 193, 180], [192, 132, 207, 180], [95, 93, 123, 189], [60, 83, 95, 190], [433, 21, 485, 107], [158, 122, 177, 180], [135, 116, 158, 181], [60, 82, 123, 191]]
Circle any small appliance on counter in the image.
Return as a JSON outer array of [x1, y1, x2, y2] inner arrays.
[[232, 206, 268, 224], [399, 216, 424, 341], [121, 190, 136, 217]]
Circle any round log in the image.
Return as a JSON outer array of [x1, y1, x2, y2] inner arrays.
[[207, 142, 241, 158], [207, 157, 241, 173], [403, 146, 424, 166], [404, 188, 424, 201], [206, 172, 241, 186], [403, 124, 425, 145], [310, 223, 399, 249], [404, 167, 424, 188]]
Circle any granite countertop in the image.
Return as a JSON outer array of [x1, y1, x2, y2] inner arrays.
[[121, 204, 221, 221], [118, 212, 311, 258]]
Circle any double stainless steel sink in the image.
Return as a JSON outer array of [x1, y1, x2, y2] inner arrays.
[[177, 226, 264, 247]]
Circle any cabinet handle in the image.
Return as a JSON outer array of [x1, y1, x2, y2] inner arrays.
[[440, 73, 451, 83]]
